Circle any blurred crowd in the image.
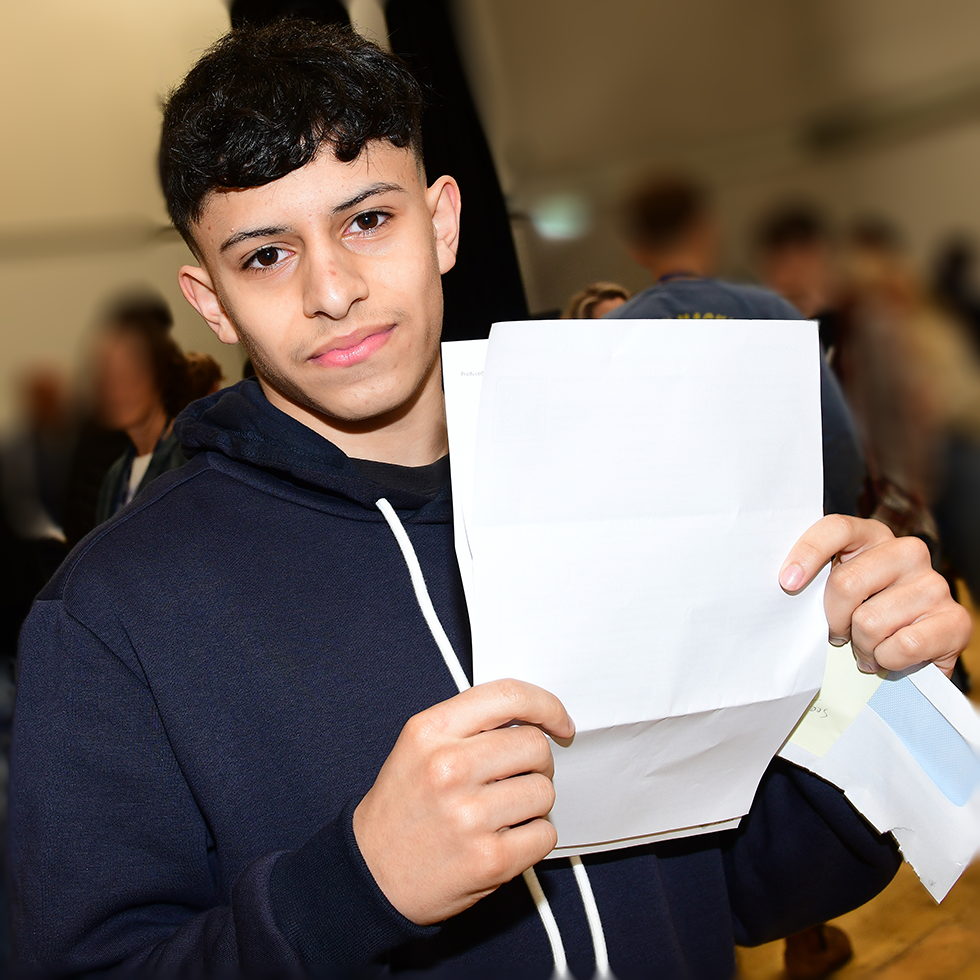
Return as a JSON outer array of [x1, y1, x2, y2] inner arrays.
[[756, 203, 980, 592], [567, 174, 980, 660], [0, 290, 223, 670]]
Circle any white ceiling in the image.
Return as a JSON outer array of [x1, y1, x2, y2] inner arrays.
[[457, 0, 980, 189]]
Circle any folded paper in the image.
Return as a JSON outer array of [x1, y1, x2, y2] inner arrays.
[[444, 319, 828, 852]]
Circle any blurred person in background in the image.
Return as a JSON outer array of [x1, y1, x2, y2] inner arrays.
[[836, 221, 980, 651], [834, 219, 940, 544], [756, 203, 841, 362], [562, 281, 630, 319], [0, 367, 75, 558], [609, 172, 866, 522], [0, 368, 71, 971], [184, 352, 224, 402], [932, 235, 980, 356], [0, 367, 77, 664], [90, 291, 191, 525]]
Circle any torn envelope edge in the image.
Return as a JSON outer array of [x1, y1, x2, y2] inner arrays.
[[780, 645, 980, 902]]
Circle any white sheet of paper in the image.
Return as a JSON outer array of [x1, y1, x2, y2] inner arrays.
[[444, 319, 829, 851], [781, 645, 980, 901]]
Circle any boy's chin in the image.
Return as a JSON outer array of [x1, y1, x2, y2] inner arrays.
[[306, 387, 416, 428]]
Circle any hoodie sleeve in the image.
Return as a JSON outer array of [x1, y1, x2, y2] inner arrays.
[[723, 758, 901, 946], [10, 599, 431, 976]]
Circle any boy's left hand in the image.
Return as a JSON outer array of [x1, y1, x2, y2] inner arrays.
[[779, 515, 971, 679]]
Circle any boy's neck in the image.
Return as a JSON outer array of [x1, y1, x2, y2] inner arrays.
[[258, 361, 449, 468]]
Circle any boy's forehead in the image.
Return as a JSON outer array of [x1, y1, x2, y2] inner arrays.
[[192, 141, 423, 240]]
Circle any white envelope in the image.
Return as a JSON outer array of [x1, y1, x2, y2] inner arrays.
[[781, 644, 980, 901]]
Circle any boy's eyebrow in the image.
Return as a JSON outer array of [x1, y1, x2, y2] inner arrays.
[[220, 226, 290, 253], [217, 183, 407, 253], [330, 181, 406, 215]]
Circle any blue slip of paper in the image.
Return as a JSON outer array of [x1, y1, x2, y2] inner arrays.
[[868, 676, 980, 807]]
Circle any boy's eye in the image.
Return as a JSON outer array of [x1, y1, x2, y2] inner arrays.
[[348, 211, 388, 234], [252, 246, 282, 267]]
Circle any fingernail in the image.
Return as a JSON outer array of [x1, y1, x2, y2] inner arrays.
[[780, 563, 805, 591], [856, 660, 877, 673], [829, 634, 848, 647]]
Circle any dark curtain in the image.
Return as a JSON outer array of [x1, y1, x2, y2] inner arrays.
[[385, 0, 528, 339], [230, 0, 350, 29], [229, 0, 528, 340]]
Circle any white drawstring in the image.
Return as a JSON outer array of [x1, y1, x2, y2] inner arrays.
[[570, 856, 612, 979], [376, 497, 612, 980], [376, 497, 471, 694], [522, 867, 571, 979]]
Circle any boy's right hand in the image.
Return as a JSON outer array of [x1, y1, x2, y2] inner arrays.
[[352, 679, 574, 925]]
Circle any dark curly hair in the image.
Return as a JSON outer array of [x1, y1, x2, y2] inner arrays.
[[159, 19, 425, 248]]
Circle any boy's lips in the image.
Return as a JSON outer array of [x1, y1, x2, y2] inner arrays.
[[309, 326, 394, 368]]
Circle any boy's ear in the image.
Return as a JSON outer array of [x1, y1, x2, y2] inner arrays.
[[427, 176, 461, 276], [178, 265, 240, 346]]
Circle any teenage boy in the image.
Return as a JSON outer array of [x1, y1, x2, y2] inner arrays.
[[10, 20, 970, 980]]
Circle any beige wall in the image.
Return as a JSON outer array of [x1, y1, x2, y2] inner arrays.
[[0, 0, 236, 427]]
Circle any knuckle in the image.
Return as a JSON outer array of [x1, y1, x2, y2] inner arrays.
[[894, 628, 923, 661], [519, 724, 550, 758], [897, 533, 929, 567], [852, 602, 882, 638], [867, 517, 895, 540], [826, 513, 855, 539], [472, 838, 510, 884], [831, 561, 866, 601], [425, 746, 463, 791], [495, 677, 525, 703], [400, 713, 424, 741], [402, 711, 438, 745], [530, 772, 557, 813], [493, 678, 529, 716], [452, 801, 483, 836], [926, 573, 952, 603]]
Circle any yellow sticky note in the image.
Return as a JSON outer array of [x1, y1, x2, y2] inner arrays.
[[788, 642, 885, 757]]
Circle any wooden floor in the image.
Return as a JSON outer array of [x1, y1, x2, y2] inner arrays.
[[736, 585, 980, 980]]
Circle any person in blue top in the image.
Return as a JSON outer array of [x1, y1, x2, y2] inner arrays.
[[608, 173, 866, 524], [9, 20, 971, 980]]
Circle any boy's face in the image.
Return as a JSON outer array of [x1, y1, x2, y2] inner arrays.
[[178, 142, 460, 448]]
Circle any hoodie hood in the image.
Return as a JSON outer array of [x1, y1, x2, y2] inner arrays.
[[174, 378, 449, 515]]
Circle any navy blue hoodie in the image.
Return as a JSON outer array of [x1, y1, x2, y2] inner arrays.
[[10, 380, 899, 978]]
